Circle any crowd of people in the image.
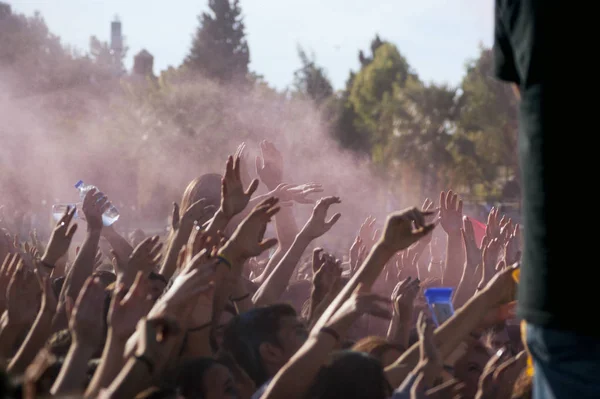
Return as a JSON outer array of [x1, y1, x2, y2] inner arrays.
[[0, 140, 527, 398]]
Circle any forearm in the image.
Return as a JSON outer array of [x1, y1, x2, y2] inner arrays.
[[453, 266, 478, 308], [62, 229, 101, 302], [387, 314, 411, 349], [385, 291, 489, 388], [252, 246, 286, 285], [159, 226, 192, 280], [212, 247, 246, 333], [0, 320, 26, 360], [51, 342, 96, 395], [205, 209, 232, 239], [274, 207, 299, 248], [442, 232, 463, 288], [8, 310, 53, 374], [104, 358, 152, 399], [85, 332, 127, 398], [312, 243, 395, 332], [102, 227, 134, 263], [230, 277, 253, 315], [252, 232, 312, 307]]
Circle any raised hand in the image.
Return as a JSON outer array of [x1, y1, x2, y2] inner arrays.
[[417, 311, 441, 369], [461, 216, 484, 269], [381, 207, 436, 253], [313, 252, 342, 295], [359, 216, 378, 250], [68, 276, 106, 350], [222, 197, 280, 267], [480, 238, 502, 288], [109, 272, 154, 340], [172, 199, 216, 232], [348, 236, 362, 274], [391, 277, 420, 317], [312, 247, 325, 274], [0, 254, 19, 314], [485, 207, 502, 240], [395, 251, 420, 279], [149, 250, 218, 318], [439, 190, 463, 235], [42, 206, 78, 267], [82, 189, 111, 231], [255, 140, 284, 190], [221, 155, 260, 219], [134, 316, 182, 378], [6, 260, 40, 327], [417, 198, 436, 246], [504, 224, 521, 265], [235, 143, 254, 189], [125, 236, 163, 282], [273, 183, 324, 205], [301, 197, 342, 240]]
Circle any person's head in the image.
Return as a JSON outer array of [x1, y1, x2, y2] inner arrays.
[[306, 351, 391, 399], [454, 341, 491, 398], [180, 174, 222, 218], [175, 357, 238, 399], [221, 304, 307, 387], [352, 336, 404, 367]]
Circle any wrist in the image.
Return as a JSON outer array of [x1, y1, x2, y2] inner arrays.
[[217, 244, 246, 270], [296, 230, 316, 245], [87, 225, 103, 235], [41, 253, 58, 267], [70, 339, 97, 356]]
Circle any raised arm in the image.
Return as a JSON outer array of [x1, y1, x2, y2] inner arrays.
[[252, 196, 341, 307]]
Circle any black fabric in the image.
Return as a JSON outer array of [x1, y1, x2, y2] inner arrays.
[[494, 0, 599, 335]]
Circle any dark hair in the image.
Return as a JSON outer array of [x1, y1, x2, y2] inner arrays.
[[306, 351, 391, 399], [149, 271, 168, 285], [174, 357, 224, 399], [221, 304, 297, 387]]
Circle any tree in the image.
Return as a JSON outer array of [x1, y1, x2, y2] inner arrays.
[[387, 81, 462, 199], [293, 46, 333, 106], [185, 0, 250, 82], [458, 47, 519, 197], [349, 41, 413, 150]]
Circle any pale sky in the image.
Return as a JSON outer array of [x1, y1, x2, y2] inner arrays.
[[10, 0, 494, 90]]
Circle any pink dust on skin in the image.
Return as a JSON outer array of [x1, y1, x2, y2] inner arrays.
[[0, 68, 424, 252]]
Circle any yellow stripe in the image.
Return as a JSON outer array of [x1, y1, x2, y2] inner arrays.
[[520, 320, 534, 377]]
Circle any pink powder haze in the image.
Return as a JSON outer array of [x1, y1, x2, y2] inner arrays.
[[0, 67, 412, 249]]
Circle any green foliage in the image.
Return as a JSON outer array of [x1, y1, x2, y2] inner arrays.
[[458, 47, 519, 197], [349, 42, 412, 148], [293, 46, 334, 106], [185, 0, 250, 82]]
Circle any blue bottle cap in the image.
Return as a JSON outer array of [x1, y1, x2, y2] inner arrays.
[[74, 180, 84, 189]]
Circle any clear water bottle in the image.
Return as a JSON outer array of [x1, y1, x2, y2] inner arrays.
[[75, 180, 120, 226], [51, 203, 81, 222]]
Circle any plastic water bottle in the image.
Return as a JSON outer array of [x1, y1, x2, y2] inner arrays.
[[51, 203, 81, 222], [75, 180, 120, 226]]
